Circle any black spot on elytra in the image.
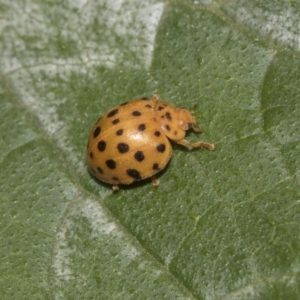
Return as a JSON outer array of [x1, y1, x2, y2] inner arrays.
[[134, 151, 145, 162], [158, 106, 164, 111], [154, 131, 161, 137], [165, 125, 171, 131], [97, 167, 103, 174], [117, 143, 129, 153], [152, 163, 161, 171], [126, 169, 142, 181], [93, 126, 101, 138], [145, 104, 152, 108], [165, 112, 172, 120], [89, 152, 93, 159], [97, 140, 106, 152], [174, 131, 178, 135], [138, 124, 146, 131], [120, 102, 128, 106], [112, 176, 119, 181], [107, 109, 119, 118], [132, 111, 141, 116], [112, 119, 120, 125], [116, 129, 123, 136], [157, 144, 166, 153], [106, 159, 116, 169]]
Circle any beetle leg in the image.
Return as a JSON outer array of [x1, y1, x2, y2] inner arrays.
[[151, 176, 160, 187], [176, 139, 215, 150], [112, 184, 119, 191]]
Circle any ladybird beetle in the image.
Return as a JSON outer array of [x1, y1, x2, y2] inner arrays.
[[87, 94, 215, 190]]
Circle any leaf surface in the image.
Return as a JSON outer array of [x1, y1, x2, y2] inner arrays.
[[0, 1, 299, 299]]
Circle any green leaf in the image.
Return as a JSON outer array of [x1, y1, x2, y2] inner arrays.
[[1, 1, 299, 299]]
